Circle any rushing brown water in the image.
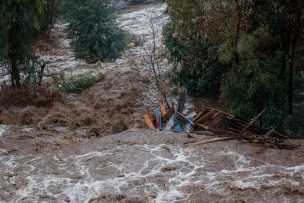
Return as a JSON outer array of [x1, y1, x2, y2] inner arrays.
[[0, 2, 303, 202], [0, 127, 303, 202]]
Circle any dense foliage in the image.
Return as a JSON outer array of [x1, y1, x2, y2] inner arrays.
[[61, 0, 126, 62], [164, 0, 304, 135], [39, 0, 60, 34], [0, 0, 47, 88], [163, 24, 225, 97]]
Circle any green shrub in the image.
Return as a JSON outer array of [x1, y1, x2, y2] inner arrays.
[[58, 74, 97, 94], [62, 0, 126, 62], [221, 28, 284, 124]]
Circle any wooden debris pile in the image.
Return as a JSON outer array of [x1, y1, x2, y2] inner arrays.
[[190, 108, 300, 149], [143, 95, 300, 149]]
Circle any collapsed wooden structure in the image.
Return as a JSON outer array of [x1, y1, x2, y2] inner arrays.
[[144, 103, 300, 149]]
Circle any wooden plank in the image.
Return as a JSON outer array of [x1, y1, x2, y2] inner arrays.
[[144, 114, 155, 129], [216, 129, 246, 137], [193, 111, 204, 123], [185, 137, 234, 147], [162, 108, 175, 121], [208, 112, 225, 128], [263, 129, 276, 137], [209, 108, 234, 117], [195, 110, 216, 124], [196, 123, 217, 131], [191, 130, 215, 136], [242, 108, 268, 132], [159, 100, 166, 117]]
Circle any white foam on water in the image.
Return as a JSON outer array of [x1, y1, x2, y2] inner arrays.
[[117, 3, 168, 37], [0, 125, 9, 137], [156, 188, 186, 203], [1, 144, 303, 203], [292, 165, 304, 178], [2, 145, 196, 202], [216, 150, 250, 170], [230, 180, 260, 190]]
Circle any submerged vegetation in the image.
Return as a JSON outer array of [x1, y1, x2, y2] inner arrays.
[[57, 74, 97, 94]]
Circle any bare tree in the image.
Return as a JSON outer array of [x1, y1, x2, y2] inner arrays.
[[130, 19, 172, 107]]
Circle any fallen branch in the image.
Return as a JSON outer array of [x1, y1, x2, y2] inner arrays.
[[185, 137, 234, 147]]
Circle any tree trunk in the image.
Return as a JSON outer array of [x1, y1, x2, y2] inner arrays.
[[10, 57, 21, 88], [8, 21, 21, 88], [279, 52, 287, 81], [288, 57, 294, 115], [233, 0, 242, 66], [287, 3, 302, 116], [288, 42, 296, 116]]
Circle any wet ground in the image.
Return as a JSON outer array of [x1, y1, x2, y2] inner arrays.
[[0, 127, 303, 202]]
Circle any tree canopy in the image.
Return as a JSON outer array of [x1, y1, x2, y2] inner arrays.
[[164, 0, 304, 135]]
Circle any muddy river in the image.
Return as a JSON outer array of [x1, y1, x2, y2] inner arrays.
[[0, 128, 303, 202], [0, 2, 303, 203]]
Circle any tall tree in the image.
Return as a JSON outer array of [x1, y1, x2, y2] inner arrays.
[[0, 0, 46, 88], [251, 0, 304, 115]]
